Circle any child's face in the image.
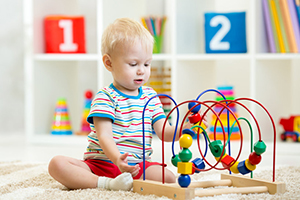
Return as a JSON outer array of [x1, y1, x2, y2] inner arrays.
[[109, 41, 152, 96]]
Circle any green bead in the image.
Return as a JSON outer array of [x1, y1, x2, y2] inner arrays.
[[209, 140, 226, 158], [254, 141, 267, 155], [179, 148, 192, 162], [171, 154, 181, 167]]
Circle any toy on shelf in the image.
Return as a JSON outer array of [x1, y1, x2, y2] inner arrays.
[[146, 67, 172, 123], [133, 89, 285, 199], [76, 90, 93, 136], [44, 15, 86, 53], [204, 12, 247, 53], [279, 115, 300, 142], [141, 16, 167, 53], [51, 98, 72, 135], [209, 85, 240, 141]]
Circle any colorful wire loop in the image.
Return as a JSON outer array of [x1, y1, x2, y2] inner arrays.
[[142, 89, 277, 185]]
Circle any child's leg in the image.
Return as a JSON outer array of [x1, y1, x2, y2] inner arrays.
[[48, 155, 133, 191], [143, 165, 176, 183], [48, 155, 98, 189]]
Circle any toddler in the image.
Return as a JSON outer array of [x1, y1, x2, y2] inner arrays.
[[48, 18, 204, 191]]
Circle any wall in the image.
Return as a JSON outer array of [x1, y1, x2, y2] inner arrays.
[[0, 0, 24, 134]]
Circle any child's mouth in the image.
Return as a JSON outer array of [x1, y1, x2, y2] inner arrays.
[[134, 79, 143, 84]]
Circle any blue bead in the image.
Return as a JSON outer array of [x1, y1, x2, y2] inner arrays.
[[182, 129, 196, 138], [237, 160, 251, 175], [192, 158, 205, 173], [178, 174, 191, 188], [188, 101, 201, 114]]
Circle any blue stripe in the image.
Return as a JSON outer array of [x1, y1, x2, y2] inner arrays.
[[87, 113, 114, 124]]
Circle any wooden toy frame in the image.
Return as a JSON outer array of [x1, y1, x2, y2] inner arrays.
[[133, 173, 285, 199], [135, 90, 286, 199]]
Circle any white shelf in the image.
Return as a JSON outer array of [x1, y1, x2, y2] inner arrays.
[[152, 54, 173, 60], [176, 54, 251, 61], [24, 0, 300, 145], [256, 53, 300, 60], [34, 54, 99, 61]]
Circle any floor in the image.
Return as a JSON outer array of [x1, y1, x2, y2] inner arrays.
[[1, 134, 300, 173]]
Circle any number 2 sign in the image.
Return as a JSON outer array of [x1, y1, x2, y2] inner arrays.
[[45, 16, 86, 53], [204, 12, 247, 53]]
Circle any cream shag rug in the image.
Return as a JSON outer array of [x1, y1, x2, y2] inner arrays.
[[0, 161, 299, 200]]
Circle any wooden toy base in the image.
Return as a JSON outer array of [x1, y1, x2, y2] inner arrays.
[[133, 174, 285, 200]]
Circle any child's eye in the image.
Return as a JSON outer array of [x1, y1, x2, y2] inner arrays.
[[144, 63, 150, 67], [129, 63, 137, 66]]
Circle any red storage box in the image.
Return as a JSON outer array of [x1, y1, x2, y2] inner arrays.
[[44, 15, 86, 53]]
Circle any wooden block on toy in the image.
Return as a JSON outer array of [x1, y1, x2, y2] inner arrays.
[[221, 155, 235, 169], [44, 15, 86, 53], [177, 162, 193, 175], [204, 12, 247, 53]]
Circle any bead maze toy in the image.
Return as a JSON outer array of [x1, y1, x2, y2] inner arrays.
[[133, 89, 286, 199]]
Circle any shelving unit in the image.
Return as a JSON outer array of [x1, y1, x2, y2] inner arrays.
[[24, 0, 300, 145]]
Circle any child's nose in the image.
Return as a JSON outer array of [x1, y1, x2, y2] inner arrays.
[[137, 66, 144, 74]]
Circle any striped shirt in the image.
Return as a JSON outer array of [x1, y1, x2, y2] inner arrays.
[[84, 84, 166, 164]]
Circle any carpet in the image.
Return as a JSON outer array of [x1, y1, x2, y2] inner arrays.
[[0, 161, 299, 200]]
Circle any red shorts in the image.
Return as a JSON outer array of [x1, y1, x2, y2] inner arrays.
[[83, 159, 165, 179]]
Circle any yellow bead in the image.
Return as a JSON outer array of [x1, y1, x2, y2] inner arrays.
[[179, 134, 193, 148], [230, 161, 240, 174], [177, 162, 193, 175], [245, 159, 256, 171]]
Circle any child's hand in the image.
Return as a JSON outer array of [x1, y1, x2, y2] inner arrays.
[[116, 153, 140, 177], [202, 113, 209, 128]]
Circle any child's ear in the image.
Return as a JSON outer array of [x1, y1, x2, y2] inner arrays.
[[103, 54, 112, 71]]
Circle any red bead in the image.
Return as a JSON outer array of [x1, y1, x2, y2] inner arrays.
[[188, 113, 201, 124], [192, 163, 196, 174], [85, 90, 93, 99], [221, 155, 235, 169], [248, 152, 262, 165]]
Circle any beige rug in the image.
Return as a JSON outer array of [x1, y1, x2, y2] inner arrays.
[[0, 161, 299, 200]]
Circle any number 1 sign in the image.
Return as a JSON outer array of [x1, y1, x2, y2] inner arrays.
[[204, 12, 247, 53], [44, 16, 86, 53]]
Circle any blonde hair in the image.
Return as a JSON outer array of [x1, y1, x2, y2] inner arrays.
[[101, 18, 154, 55]]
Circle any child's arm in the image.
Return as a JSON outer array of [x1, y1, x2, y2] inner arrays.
[[93, 117, 140, 177], [153, 119, 192, 142]]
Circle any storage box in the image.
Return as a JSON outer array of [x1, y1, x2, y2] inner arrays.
[[204, 12, 247, 53], [44, 15, 86, 53]]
